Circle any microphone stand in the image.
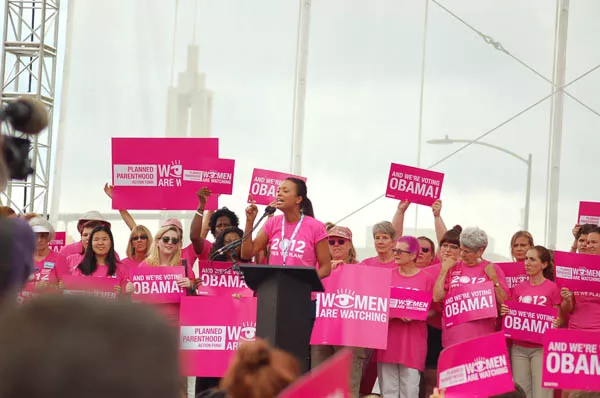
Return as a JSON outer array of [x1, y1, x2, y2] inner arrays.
[[210, 207, 275, 261]]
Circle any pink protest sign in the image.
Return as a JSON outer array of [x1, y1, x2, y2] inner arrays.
[[385, 163, 444, 206], [48, 232, 66, 253], [502, 301, 558, 344], [248, 168, 306, 206], [496, 262, 529, 289], [196, 260, 253, 297], [183, 157, 235, 195], [61, 275, 119, 301], [279, 349, 352, 398], [578, 201, 600, 225], [130, 266, 186, 304], [554, 251, 600, 294], [443, 282, 497, 328], [542, 329, 600, 391], [311, 264, 391, 349], [389, 287, 432, 321], [438, 332, 514, 397], [179, 295, 257, 377], [111, 137, 220, 210]]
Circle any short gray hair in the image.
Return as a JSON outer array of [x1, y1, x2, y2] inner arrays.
[[28, 216, 55, 241], [460, 227, 488, 251], [372, 221, 395, 239]]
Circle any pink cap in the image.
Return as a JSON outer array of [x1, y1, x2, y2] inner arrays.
[[328, 226, 352, 241], [161, 218, 182, 231]]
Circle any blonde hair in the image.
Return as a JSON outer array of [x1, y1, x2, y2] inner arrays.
[[144, 226, 182, 266], [125, 225, 152, 261]]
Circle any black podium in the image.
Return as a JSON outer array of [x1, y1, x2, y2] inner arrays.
[[239, 264, 324, 373]]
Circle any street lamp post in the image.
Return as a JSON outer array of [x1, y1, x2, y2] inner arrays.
[[428, 135, 532, 231]]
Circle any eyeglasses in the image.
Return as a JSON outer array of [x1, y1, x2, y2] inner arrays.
[[161, 236, 180, 245], [131, 235, 148, 241], [421, 247, 431, 253], [441, 243, 460, 250], [392, 248, 412, 255], [328, 238, 346, 246]]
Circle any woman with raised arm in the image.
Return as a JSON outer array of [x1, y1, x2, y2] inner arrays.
[[500, 245, 561, 398], [510, 231, 534, 262], [120, 226, 152, 270], [433, 227, 509, 348], [240, 178, 330, 278], [569, 223, 596, 254]]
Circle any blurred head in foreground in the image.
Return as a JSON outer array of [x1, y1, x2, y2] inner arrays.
[[0, 296, 180, 398], [219, 338, 301, 398], [0, 217, 35, 303]]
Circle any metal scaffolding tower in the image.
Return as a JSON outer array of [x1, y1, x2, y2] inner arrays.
[[0, 0, 60, 216]]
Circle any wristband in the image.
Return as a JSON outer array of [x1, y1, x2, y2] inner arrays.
[[196, 210, 203, 217]]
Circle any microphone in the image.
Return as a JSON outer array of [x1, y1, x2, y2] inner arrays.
[[210, 206, 276, 260], [0, 97, 48, 135]]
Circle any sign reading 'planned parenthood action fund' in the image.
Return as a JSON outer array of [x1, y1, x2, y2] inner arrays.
[[111, 138, 222, 210]]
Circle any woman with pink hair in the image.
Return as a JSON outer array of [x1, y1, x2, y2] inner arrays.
[[377, 236, 434, 398]]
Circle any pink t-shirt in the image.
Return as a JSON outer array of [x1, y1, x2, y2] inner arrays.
[[262, 215, 328, 267], [66, 254, 83, 272], [569, 292, 600, 330], [71, 262, 127, 288], [361, 256, 396, 269], [60, 241, 82, 257], [422, 262, 443, 329], [25, 252, 69, 289], [510, 279, 561, 347], [194, 241, 213, 262], [377, 268, 434, 371], [441, 261, 509, 348]]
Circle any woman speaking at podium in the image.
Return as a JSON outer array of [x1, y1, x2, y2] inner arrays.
[[241, 178, 331, 278]]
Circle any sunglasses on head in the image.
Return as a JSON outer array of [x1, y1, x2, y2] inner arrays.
[[328, 238, 346, 246], [131, 235, 148, 241], [161, 236, 180, 245]]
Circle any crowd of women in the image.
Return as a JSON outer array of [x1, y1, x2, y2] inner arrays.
[[4, 177, 600, 398]]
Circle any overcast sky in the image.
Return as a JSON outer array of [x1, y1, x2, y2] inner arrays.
[[25, 0, 600, 257]]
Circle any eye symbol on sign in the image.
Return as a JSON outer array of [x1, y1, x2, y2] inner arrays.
[[473, 357, 487, 372], [240, 326, 256, 341], [169, 160, 182, 178], [334, 289, 356, 309]]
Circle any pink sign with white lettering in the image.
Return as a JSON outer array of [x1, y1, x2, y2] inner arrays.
[[311, 265, 391, 349], [61, 275, 119, 301], [179, 296, 257, 377], [130, 266, 186, 304], [443, 282, 497, 328], [542, 328, 600, 391], [279, 349, 352, 398], [438, 332, 514, 397], [385, 163, 444, 206], [111, 137, 220, 210], [496, 262, 529, 289], [578, 201, 600, 225], [196, 260, 253, 297], [48, 232, 66, 253], [389, 287, 432, 321], [554, 251, 600, 294], [502, 301, 558, 344], [247, 168, 306, 206]]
